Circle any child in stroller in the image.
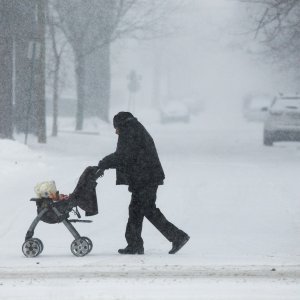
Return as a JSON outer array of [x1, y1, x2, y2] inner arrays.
[[22, 166, 101, 257]]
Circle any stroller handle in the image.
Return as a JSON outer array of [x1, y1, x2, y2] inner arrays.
[[95, 168, 104, 179], [30, 197, 51, 202]]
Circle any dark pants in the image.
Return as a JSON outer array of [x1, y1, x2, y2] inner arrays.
[[125, 186, 185, 248]]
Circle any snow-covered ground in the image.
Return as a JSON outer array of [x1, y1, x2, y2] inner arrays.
[[1, 109, 300, 299]]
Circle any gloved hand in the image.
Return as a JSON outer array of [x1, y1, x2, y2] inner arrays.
[[95, 168, 104, 179], [98, 160, 105, 169]]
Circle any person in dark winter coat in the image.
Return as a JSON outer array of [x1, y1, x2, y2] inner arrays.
[[97, 111, 190, 254]]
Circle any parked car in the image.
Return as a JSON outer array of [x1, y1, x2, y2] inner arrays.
[[160, 101, 190, 124], [263, 94, 300, 146], [243, 94, 273, 122], [182, 97, 205, 116]]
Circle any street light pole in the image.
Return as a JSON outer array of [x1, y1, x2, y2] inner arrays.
[[127, 70, 141, 114]]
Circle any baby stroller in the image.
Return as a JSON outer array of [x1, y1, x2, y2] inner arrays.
[[22, 166, 101, 258]]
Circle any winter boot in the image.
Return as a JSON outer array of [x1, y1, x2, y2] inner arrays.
[[169, 234, 190, 254], [118, 245, 144, 255]]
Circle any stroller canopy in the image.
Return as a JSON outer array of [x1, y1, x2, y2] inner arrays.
[[70, 166, 99, 216]]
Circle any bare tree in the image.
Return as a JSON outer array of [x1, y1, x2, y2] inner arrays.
[[0, 0, 13, 139], [0, 0, 47, 143], [46, 2, 68, 136], [13, 0, 47, 144], [241, 0, 300, 67], [51, 0, 182, 130]]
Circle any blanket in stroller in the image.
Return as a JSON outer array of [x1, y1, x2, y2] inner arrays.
[[35, 166, 99, 224]]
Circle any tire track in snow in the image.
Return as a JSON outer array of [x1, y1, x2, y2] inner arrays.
[[1, 265, 300, 279]]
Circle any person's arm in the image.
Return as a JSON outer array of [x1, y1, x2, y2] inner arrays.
[[99, 129, 139, 170], [98, 152, 118, 170], [95, 154, 115, 178]]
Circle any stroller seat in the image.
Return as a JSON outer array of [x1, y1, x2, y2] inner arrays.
[[32, 197, 74, 224]]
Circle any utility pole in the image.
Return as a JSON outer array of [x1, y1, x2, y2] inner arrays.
[[36, 0, 46, 143], [25, 0, 46, 144]]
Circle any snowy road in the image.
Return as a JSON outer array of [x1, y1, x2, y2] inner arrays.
[[1, 266, 299, 300], [1, 264, 300, 300], [1, 264, 300, 279], [1, 111, 300, 299]]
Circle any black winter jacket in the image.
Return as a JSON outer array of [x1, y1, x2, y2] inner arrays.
[[99, 113, 165, 190]]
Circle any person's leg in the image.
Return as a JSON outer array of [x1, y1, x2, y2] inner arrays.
[[123, 190, 144, 250], [141, 186, 188, 243]]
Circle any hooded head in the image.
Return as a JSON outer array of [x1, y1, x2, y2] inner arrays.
[[113, 112, 134, 129]]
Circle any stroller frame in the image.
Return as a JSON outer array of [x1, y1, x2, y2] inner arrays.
[[22, 198, 93, 257]]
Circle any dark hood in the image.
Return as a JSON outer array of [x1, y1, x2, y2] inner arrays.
[[113, 112, 136, 129]]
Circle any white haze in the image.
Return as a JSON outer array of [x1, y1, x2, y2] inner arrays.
[[109, 0, 295, 118]]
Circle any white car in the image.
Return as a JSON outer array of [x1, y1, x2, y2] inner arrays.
[[243, 95, 272, 122], [160, 101, 190, 124], [263, 94, 300, 146]]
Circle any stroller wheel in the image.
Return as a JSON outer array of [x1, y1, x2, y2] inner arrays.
[[70, 238, 90, 257], [22, 239, 41, 257], [33, 238, 44, 253], [82, 236, 93, 254]]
